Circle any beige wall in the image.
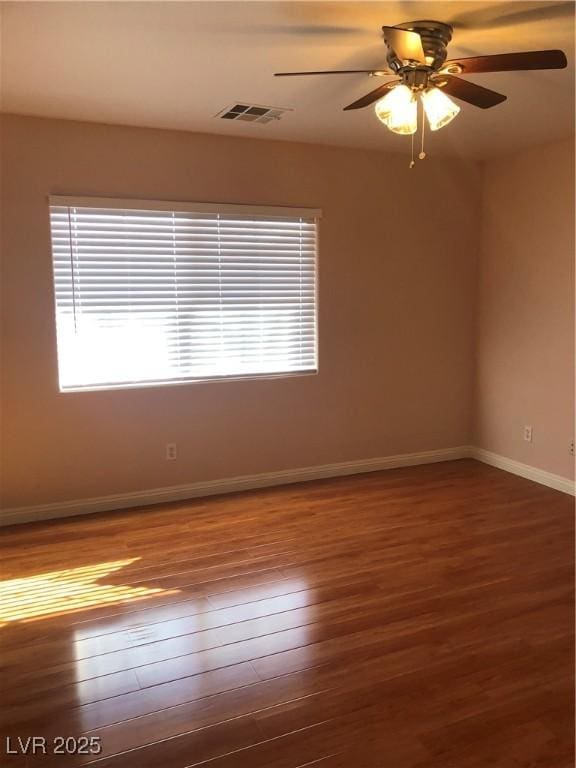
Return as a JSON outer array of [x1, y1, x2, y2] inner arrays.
[[0, 114, 481, 510], [475, 139, 575, 480]]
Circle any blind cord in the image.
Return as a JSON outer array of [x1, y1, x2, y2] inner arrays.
[[67, 207, 78, 335]]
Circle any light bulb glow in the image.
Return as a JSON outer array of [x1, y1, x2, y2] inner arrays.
[[374, 85, 417, 135], [421, 87, 460, 131]]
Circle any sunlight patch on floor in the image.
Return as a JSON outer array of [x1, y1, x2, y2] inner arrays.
[[0, 558, 178, 625]]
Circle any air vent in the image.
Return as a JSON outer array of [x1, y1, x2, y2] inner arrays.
[[215, 103, 291, 124]]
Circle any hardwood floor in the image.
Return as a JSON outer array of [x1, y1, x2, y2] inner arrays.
[[0, 459, 573, 767]]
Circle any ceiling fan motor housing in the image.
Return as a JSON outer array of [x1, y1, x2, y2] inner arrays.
[[385, 20, 453, 76]]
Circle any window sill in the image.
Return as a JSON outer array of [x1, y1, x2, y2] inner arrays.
[[58, 369, 319, 394]]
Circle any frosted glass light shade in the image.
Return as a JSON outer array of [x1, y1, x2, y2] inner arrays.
[[374, 85, 417, 135], [421, 87, 460, 131]]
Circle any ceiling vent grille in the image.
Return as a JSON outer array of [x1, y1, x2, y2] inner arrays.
[[215, 103, 291, 124]]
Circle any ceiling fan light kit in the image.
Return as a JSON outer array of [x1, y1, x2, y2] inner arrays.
[[275, 19, 567, 168], [374, 83, 460, 136]]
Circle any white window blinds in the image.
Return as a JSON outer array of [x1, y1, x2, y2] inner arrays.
[[49, 197, 319, 391]]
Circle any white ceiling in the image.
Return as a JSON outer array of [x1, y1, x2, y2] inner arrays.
[[1, 1, 574, 159]]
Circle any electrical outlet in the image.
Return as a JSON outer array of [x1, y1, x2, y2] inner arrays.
[[570, 439, 574, 456], [166, 443, 177, 461], [523, 425, 533, 443]]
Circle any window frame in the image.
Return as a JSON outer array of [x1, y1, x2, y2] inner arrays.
[[48, 195, 321, 393]]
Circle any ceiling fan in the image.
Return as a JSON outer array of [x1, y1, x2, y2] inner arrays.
[[274, 21, 567, 164]]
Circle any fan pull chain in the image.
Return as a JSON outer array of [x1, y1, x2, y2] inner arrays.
[[419, 99, 427, 161], [409, 98, 427, 169]]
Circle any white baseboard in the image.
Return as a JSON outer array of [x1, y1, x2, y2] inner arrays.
[[0, 446, 468, 527], [3, 445, 572, 527], [471, 447, 575, 497]]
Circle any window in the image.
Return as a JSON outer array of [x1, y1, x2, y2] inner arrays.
[[49, 197, 319, 391]]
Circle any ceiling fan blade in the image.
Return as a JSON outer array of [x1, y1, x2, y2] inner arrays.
[[438, 75, 507, 108], [265, 24, 368, 36], [443, 49, 567, 74], [450, 2, 573, 31], [274, 69, 390, 77], [343, 81, 400, 110], [382, 27, 426, 64]]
